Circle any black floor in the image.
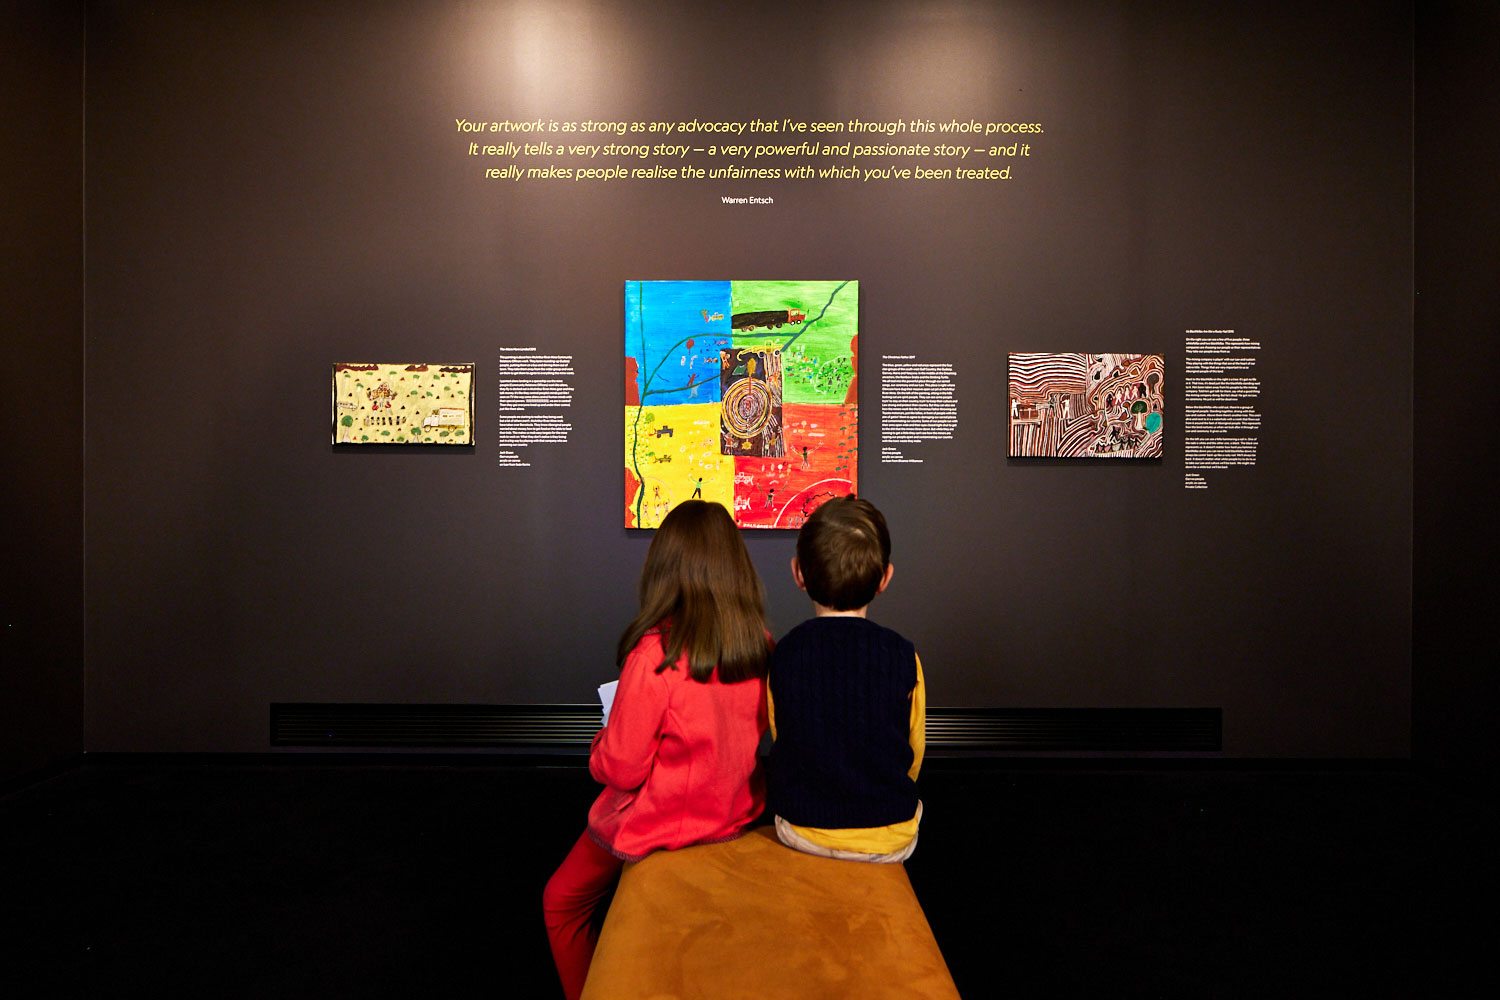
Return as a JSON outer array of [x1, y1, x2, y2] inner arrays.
[[1, 757, 1475, 998]]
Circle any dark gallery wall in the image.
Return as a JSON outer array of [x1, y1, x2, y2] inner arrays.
[[1, 3, 86, 783], [77, 0, 1413, 757], [1414, 2, 1498, 774]]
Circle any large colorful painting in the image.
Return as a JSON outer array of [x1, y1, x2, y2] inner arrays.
[[332, 363, 474, 444], [626, 280, 858, 528], [1008, 353, 1163, 458]]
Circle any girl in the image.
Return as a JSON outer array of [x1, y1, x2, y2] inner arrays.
[[543, 500, 770, 1000]]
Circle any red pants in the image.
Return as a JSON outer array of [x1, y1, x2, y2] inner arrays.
[[543, 831, 624, 1000]]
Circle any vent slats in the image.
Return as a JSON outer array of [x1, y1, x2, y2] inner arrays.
[[271, 705, 1221, 752]]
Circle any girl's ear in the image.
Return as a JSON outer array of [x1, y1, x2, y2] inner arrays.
[[790, 556, 807, 592], [876, 562, 894, 595]]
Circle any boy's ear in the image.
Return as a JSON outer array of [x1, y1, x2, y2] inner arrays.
[[790, 556, 807, 592], [876, 562, 894, 596]]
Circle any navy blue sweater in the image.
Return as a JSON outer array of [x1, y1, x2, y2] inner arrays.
[[767, 616, 919, 829]]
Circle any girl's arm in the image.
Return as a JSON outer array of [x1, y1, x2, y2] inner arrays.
[[589, 641, 670, 791]]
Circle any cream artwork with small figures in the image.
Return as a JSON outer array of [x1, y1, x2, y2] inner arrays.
[[333, 363, 475, 444]]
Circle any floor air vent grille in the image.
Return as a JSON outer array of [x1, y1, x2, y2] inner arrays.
[[272, 704, 1220, 753]]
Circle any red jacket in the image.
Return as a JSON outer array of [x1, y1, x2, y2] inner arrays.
[[588, 629, 767, 861]]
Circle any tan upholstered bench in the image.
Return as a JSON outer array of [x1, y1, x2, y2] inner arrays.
[[581, 826, 959, 999]]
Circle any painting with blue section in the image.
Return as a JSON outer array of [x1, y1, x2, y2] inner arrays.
[[627, 280, 732, 406]]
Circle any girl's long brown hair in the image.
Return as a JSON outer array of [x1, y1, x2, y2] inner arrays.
[[616, 500, 769, 683]]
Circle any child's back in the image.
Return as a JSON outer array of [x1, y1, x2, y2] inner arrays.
[[768, 615, 919, 829], [590, 625, 766, 858], [766, 496, 925, 862], [544, 500, 769, 1000]]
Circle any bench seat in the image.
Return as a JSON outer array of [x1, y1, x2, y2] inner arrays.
[[581, 826, 959, 999]]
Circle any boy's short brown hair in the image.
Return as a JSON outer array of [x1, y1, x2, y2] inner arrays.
[[796, 495, 891, 611]]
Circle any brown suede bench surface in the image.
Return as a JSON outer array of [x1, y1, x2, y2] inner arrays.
[[581, 826, 960, 1000]]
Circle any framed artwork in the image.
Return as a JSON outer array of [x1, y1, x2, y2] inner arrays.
[[332, 363, 474, 445], [1008, 353, 1164, 457], [626, 280, 858, 528]]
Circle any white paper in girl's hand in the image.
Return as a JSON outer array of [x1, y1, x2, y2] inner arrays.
[[598, 680, 619, 725]]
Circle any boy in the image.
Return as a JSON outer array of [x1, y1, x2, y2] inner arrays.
[[766, 495, 924, 863]]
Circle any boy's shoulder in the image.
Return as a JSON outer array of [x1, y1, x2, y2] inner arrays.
[[772, 616, 915, 660]]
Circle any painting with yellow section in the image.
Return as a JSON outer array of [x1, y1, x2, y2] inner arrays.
[[625, 403, 731, 528]]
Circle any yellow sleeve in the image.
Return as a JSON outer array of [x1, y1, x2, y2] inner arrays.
[[766, 679, 777, 741], [909, 654, 926, 781]]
